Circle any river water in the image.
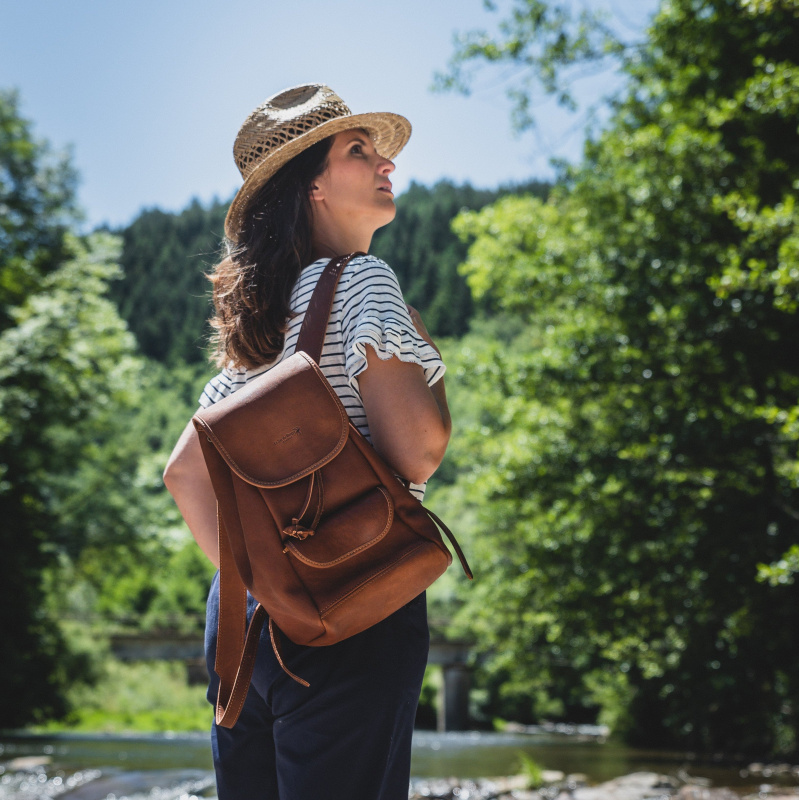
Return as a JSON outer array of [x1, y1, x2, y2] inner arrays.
[[0, 728, 777, 799]]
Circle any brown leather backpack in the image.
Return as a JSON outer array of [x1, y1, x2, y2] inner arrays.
[[193, 253, 472, 728]]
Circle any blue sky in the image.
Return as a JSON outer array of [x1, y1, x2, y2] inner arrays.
[[2, 0, 657, 229]]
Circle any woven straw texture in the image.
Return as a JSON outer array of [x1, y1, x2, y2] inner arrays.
[[225, 84, 411, 241]]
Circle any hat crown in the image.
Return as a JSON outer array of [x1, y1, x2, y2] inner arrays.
[[233, 84, 352, 179]]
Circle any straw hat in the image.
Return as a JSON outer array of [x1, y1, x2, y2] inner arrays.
[[225, 84, 412, 241]]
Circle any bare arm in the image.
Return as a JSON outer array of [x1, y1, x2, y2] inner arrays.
[[357, 305, 451, 485], [163, 420, 220, 567]]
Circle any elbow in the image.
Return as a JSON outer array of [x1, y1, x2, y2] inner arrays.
[[404, 434, 451, 486], [406, 464, 438, 486], [163, 421, 203, 495], [163, 448, 190, 497], [163, 459, 179, 496], [163, 453, 205, 511]]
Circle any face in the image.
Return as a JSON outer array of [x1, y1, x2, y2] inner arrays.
[[310, 129, 397, 232]]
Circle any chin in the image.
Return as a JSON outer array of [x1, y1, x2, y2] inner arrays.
[[377, 202, 397, 227]]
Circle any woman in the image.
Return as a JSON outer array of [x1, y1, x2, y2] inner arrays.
[[164, 84, 451, 800]]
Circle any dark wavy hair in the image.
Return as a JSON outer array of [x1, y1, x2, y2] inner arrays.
[[209, 136, 334, 370]]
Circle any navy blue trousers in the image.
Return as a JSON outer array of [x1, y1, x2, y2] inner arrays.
[[205, 572, 430, 800]]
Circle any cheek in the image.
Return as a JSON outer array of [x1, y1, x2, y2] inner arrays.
[[321, 161, 374, 210]]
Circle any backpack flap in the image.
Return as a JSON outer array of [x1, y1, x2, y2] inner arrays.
[[194, 351, 349, 487]]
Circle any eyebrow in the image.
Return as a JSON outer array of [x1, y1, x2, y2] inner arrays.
[[345, 132, 370, 145]]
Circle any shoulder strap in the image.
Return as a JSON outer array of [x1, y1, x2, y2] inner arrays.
[[296, 252, 364, 364], [210, 251, 362, 728]]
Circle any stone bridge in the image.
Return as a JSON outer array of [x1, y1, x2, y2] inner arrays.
[[111, 632, 473, 731]]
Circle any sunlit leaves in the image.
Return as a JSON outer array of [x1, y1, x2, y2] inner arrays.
[[740, 0, 799, 16], [432, 0, 629, 131], [758, 544, 799, 585], [712, 192, 799, 312], [0, 90, 78, 327]]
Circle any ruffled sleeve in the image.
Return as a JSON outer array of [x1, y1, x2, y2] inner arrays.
[[340, 256, 446, 390]]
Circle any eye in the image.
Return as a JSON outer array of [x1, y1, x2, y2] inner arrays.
[[350, 142, 365, 155]]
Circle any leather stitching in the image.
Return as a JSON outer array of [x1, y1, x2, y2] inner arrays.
[[197, 370, 350, 488], [319, 541, 430, 617], [284, 487, 393, 567]]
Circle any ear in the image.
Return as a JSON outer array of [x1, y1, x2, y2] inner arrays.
[[309, 181, 325, 202]]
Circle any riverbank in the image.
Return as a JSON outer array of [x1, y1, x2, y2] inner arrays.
[[3, 730, 798, 800], [408, 770, 799, 800], [1, 760, 798, 800]]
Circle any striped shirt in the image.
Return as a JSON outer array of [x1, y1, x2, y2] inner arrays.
[[199, 254, 446, 500]]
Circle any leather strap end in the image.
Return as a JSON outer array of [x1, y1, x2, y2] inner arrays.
[[426, 507, 474, 580], [269, 617, 310, 688], [215, 604, 268, 728]]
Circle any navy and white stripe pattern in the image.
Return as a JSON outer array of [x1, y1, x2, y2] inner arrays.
[[199, 255, 446, 500]]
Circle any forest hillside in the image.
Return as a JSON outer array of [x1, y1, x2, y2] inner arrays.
[[110, 180, 549, 364]]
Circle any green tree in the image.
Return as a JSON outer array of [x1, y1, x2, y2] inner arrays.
[[111, 199, 227, 364], [0, 229, 145, 725], [0, 90, 78, 331], [433, 0, 627, 132], [0, 91, 205, 725], [62, 358, 216, 635], [0, 90, 86, 724], [436, 0, 799, 754], [372, 180, 549, 336]]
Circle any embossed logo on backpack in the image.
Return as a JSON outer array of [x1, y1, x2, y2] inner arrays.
[[274, 426, 301, 446]]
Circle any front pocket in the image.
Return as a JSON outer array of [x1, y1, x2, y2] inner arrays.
[[283, 486, 394, 567]]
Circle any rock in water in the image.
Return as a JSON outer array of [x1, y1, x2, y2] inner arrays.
[[571, 772, 679, 800], [677, 787, 741, 800]]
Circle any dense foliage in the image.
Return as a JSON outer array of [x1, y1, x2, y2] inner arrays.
[[0, 92, 214, 727], [372, 180, 549, 336], [111, 199, 224, 364], [0, 88, 136, 724], [433, 0, 799, 756]]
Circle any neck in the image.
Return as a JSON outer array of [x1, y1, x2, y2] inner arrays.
[[310, 218, 372, 262]]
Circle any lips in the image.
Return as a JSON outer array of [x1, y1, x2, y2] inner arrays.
[[378, 182, 393, 193]]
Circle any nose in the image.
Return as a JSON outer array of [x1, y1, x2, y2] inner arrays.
[[378, 157, 395, 175]]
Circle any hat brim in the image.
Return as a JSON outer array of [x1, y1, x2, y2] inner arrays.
[[224, 111, 411, 241]]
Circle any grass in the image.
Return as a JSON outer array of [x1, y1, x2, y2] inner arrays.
[[35, 659, 211, 733], [516, 752, 545, 789]]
